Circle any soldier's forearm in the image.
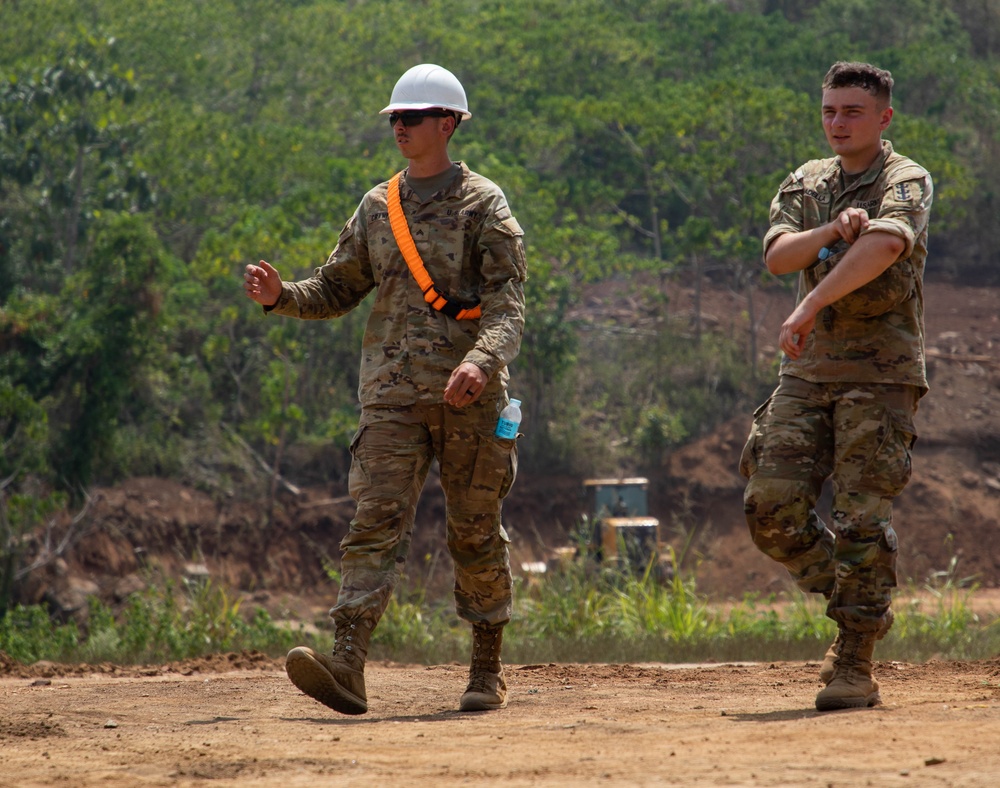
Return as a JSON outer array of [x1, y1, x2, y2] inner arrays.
[[804, 232, 905, 311]]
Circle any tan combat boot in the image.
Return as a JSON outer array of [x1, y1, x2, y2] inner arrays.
[[459, 622, 508, 711], [819, 609, 894, 684], [285, 617, 372, 715], [815, 630, 880, 711], [818, 637, 840, 684]]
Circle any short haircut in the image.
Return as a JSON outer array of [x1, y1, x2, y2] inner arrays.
[[822, 61, 893, 107]]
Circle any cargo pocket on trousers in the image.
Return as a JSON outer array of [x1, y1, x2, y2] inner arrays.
[[468, 433, 518, 501], [347, 426, 368, 501], [739, 398, 770, 480], [858, 407, 916, 498]]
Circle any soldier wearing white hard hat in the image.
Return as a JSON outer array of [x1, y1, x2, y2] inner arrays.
[[244, 64, 526, 716]]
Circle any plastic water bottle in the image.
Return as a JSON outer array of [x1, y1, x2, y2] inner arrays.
[[495, 398, 522, 439]]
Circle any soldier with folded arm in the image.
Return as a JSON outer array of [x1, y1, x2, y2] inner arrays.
[[740, 61, 933, 712]]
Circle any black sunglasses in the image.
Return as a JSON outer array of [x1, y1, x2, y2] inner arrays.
[[388, 110, 453, 127]]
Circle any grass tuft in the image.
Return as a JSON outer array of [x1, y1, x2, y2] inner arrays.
[[2, 561, 998, 667]]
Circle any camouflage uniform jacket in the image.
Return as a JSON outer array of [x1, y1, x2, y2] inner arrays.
[[268, 162, 527, 406], [763, 141, 933, 392]]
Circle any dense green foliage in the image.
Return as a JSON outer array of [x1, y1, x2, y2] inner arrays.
[[0, 579, 303, 664], [1, 0, 997, 526]]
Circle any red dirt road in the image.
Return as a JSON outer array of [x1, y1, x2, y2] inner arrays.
[[3, 656, 1000, 787]]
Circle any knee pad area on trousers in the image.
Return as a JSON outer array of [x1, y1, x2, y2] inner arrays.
[[744, 475, 821, 553]]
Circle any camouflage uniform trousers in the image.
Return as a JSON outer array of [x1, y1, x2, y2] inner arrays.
[[740, 375, 918, 633], [330, 399, 517, 633]]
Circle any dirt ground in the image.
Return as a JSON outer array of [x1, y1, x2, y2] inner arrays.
[[3, 654, 1000, 787]]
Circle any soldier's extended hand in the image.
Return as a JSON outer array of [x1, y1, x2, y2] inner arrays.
[[779, 300, 818, 361], [830, 207, 869, 244], [444, 362, 488, 407], [244, 260, 282, 307]]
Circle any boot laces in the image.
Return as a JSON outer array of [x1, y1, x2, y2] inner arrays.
[[830, 609, 893, 662], [467, 667, 494, 694], [332, 618, 366, 668], [471, 624, 502, 671]]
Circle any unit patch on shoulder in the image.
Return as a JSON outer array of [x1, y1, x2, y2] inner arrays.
[[889, 177, 929, 207]]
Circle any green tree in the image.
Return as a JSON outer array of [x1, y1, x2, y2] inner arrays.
[[0, 381, 63, 617], [41, 214, 168, 497], [0, 33, 148, 298]]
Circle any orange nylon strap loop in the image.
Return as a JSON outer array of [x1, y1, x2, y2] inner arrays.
[[387, 172, 481, 320]]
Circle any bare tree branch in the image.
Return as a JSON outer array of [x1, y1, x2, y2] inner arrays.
[[220, 422, 302, 497], [14, 492, 99, 581]]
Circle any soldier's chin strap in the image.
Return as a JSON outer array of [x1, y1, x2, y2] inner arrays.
[[387, 172, 482, 321]]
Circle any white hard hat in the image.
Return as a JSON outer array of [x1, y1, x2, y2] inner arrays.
[[380, 64, 472, 120]]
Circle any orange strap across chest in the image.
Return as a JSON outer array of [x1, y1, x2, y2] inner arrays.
[[387, 172, 481, 321]]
